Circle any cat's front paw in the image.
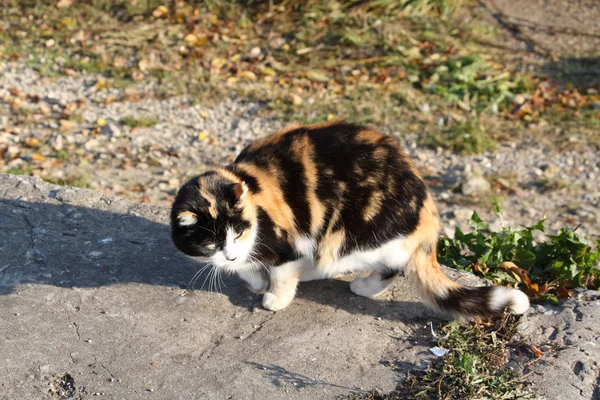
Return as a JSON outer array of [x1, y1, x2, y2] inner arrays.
[[262, 291, 294, 311]]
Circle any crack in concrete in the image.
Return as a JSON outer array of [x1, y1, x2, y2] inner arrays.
[[243, 314, 277, 342], [100, 363, 115, 379], [72, 322, 81, 341], [199, 334, 226, 361]]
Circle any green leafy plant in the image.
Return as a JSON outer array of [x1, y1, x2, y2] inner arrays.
[[417, 55, 533, 113], [438, 198, 600, 301]]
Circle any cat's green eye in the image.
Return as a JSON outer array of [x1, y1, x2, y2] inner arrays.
[[206, 243, 216, 250]]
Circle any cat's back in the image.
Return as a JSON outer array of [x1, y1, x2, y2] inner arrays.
[[234, 121, 407, 170], [229, 122, 428, 242]]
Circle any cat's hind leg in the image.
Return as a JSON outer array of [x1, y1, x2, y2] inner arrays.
[[350, 270, 398, 298]]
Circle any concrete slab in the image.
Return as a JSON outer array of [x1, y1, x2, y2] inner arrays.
[[3, 174, 597, 400], [0, 174, 447, 400]]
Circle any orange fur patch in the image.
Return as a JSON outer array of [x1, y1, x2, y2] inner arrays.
[[198, 177, 218, 218], [363, 190, 384, 222], [403, 194, 458, 300], [236, 162, 297, 237], [316, 206, 346, 267], [291, 134, 325, 235], [317, 228, 346, 267], [355, 129, 383, 144]]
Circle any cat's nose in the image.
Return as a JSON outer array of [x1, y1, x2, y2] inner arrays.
[[226, 256, 237, 261]]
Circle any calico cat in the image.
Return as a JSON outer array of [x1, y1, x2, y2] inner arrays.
[[170, 122, 529, 319]]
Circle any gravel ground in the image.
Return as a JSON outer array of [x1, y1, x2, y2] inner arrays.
[[1, 60, 599, 239]]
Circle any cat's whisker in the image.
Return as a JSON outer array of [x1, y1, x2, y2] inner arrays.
[[215, 267, 225, 294], [187, 262, 211, 290], [210, 267, 216, 294], [200, 264, 216, 293]]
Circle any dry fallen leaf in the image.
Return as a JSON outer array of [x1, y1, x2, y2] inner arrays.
[[498, 261, 537, 293], [238, 71, 257, 81], [138, 60, 148, 72], [529, 344, 544, 359], [289, 93, 303, 105], [10, 98, 22, 111], [56, 0, 74, 8], [32, 153, 46, 161], [152, 6, 168, 18], [25, 137, 42, 149], [184, 33, 198, 46], [59, 119, 76, 132], [131, 70, 145, 81], [306, 71, 328, 82]]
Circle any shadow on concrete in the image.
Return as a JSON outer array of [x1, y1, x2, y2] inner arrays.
[[540, 56, 600, 90], [244, 361, 359, 391], [0, 197, 435, 323]]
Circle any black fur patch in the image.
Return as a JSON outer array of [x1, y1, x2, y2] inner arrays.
[[254, 208, 298, 265], [435, 286, 503, 318]]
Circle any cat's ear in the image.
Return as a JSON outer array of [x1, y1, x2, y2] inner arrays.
[[232, 181, 248, 201], [177, 211, 197, 226]]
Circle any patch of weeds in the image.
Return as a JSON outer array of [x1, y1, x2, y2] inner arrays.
[[65, 112, 84, 123], [418, 55, 533, 113], [466, 23, 502, 41], [421, 122, 496, 154], [402, 0, 466, 16], [545, 108, 600, 130], [358, 0, 466, 16], [121, 115, 159, 128], [13, 107, 37, 117], [349, 314, 538, 400], [41, 174, 91, 189], [6, 165, 34, 176], [438, 198, 600, 302], [55, 151, 69, 160]]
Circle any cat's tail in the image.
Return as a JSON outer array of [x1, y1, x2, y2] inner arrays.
[[405, 241, 530, 320], [405, 195, 529, 320]]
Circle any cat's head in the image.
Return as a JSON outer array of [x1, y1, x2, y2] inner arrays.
[[170, 171, 257, 270]]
